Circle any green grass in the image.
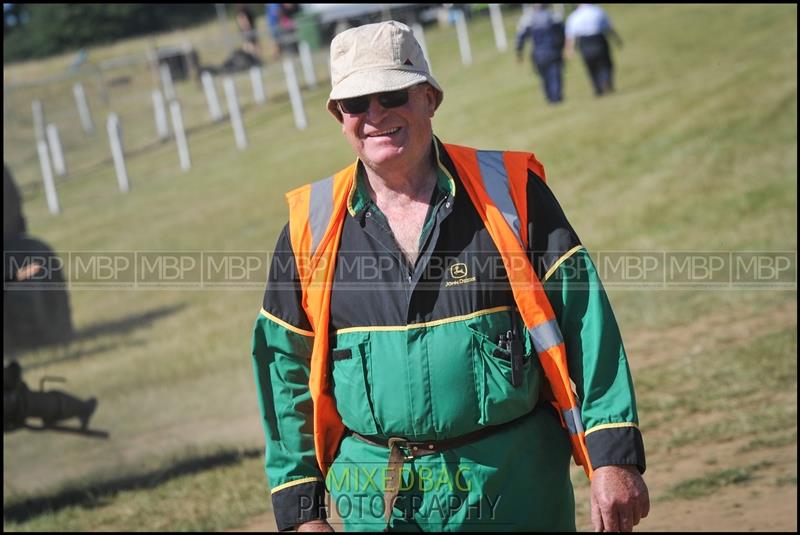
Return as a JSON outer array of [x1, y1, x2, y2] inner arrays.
[[3, 4, 797, 531], [740, 433, 798, 454], [663, 462, 774, 501], [572, 321, 796, 529], [3, 446, 269, 532], [635, 327, 797, 451]]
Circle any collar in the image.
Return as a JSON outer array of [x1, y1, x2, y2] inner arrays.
[[346, 136, 457, 217]]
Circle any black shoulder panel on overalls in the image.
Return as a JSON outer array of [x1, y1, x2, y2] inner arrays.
[[262, 223, 313, 332], [526, 172, 582, 281]]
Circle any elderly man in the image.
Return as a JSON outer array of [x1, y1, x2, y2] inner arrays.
[[252, 20, 648, 532]]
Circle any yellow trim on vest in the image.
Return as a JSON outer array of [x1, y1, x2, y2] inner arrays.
[[260, 308, 315, 337], [270, 476, 324, 494], [335, 305, 512, 335], [543, 245, 585, 282], [584, 421, 639, 436]]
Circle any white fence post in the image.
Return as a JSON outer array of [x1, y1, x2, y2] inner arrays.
[[223, 77, 248, 150], [32, 100, 46, 143], [250, 66, 267, 105], [169, 100, 191, 171], [146, 47, 161, 93], [45, 124, 68, 177], [454, 10, 473, 66], [159, 64, 176, 101], [73, 83, 95, 135], [201, 71, 224, 122], [298, 41, 317, 90], [412, 23, 432, 72], [152, 89, 170, 141], [283, 58, 307, 131], [107, 113, 130, 193], [36, 139, 61, 215], [489, 4, 508, 52]]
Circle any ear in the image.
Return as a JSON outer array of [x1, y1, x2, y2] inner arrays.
[[327, 100, 344, 123], [424, 85, 438, 117]]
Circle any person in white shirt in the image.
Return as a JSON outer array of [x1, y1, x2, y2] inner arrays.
[[565, 4, 623, 96]]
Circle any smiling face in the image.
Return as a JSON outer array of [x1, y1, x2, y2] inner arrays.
[[336, 83, 439, 176]]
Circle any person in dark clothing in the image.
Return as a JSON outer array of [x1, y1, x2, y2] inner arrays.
[[4, 164, 27, 244], [3, 163, 74, 354], [235, 4, 261, 60], [516, 4, 567, 104]]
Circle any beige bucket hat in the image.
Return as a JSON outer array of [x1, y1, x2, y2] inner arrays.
[[327, 20, 444, 118]]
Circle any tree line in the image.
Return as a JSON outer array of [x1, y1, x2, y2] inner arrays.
[[4, 4, 220, 64]]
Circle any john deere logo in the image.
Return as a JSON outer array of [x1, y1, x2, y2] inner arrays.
[[450, 263, 468, 279], [446, 262, 476, 287]]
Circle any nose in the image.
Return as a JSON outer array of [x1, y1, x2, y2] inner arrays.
[[365, 95, 388, 120]]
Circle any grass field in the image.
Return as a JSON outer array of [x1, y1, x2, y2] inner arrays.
[[3, 4, 797, 532]]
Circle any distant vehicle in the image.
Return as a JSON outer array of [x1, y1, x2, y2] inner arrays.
[[302, 3, 441, 44]]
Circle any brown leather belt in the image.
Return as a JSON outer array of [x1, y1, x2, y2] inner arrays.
[[349, 410, 536, 528], [351, 421, 514, 458]]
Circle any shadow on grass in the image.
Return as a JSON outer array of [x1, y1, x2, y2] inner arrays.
[[3, 447, 262, 524], [17, 303, 186, 369], [21, 422, 110, 440], [71, 303, 188, 342]]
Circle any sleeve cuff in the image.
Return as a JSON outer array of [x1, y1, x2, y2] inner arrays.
[[585, 425, 647, 474], [271, 480, 327, 531]]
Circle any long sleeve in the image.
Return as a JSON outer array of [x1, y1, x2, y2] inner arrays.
[[515, 16, 532, 55], [526, 172, 646, 474], [251, 224, 327, 530], [543, 249, 646, 473]]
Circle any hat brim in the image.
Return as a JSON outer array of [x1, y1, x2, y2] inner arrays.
[[327, 68, 443, 120], [330, 68, 441, 100]]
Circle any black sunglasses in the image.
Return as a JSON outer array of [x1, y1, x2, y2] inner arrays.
[[337, 89, 412, 115]]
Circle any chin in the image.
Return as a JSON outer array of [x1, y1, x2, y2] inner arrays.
[[362, 145, 406, 166]]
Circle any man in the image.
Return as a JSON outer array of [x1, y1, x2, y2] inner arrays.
[[515, 4, 567, 104], [252, 20, 648, 532], [565, 4, 623, 96]]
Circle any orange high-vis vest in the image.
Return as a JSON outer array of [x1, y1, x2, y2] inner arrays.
[[286, 143, 594, 479]]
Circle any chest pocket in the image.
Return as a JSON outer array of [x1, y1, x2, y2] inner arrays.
[[467, 309, 541, 425], [330, 338, 379, 435]]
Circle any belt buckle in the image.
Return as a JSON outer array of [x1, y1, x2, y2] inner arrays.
[[387, 437, 415, 461]]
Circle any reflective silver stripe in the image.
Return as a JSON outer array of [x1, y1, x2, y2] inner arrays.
[[528, 319, 563, 353], [561, 407, 584, 435], [309, 176, 334, 255], [476, 150, 522, 245]]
